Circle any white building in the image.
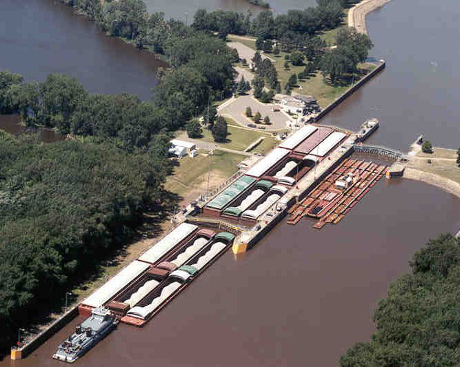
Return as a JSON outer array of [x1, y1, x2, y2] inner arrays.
[[275, 94, 320, 116], [169, 139, 197, 158]]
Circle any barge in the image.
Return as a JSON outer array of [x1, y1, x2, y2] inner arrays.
[[287, 158, 387, 228]]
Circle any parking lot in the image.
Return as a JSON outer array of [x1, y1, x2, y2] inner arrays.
[[219, 95, 291, 131]]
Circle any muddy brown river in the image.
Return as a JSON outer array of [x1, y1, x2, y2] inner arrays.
[[1, 0, 460, 366]]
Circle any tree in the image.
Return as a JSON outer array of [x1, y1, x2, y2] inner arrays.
[[273, 45, 280, 56], [259, 90, 274, 103], [236, 76, 251, 95], [264, 115, 271, 124], [252, 51, 263, 69], [245, 106, 253, 117], [186, 119, 202, 138], [284, 61, 290, 70], [231, 48, 239, 63], [212, 116, 228, 142], [252, 76, 265, 99], [341, 234, 460, 367], [290, 51, 305, 66], [263, 39, 273, 53], [275, 82, 281, 94], [288, 73, 298, 86], [284, 54, 290, 61], [319, 51, 349, 84], [256, 36, 264, 50], [457, 148, 460, 167], [203, 105, 217, 128], [422, 140, 433, 153], [242, 58, 248, 66], [253, 111, 262, 123], [284, 83, 292, 95]]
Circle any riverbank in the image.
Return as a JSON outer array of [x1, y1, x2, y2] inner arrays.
[[402, 147, 460, 199], [348, 0, 392, 34]]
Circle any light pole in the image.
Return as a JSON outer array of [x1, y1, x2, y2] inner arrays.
[[17, 328, 25, 348], [65, 292, 72, 312], [185, 12, 188, 26], [206, 150, 214, 199]]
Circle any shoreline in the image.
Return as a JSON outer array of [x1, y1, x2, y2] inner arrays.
[[403, 167, 460, 200], [348, 0, 392, 35]]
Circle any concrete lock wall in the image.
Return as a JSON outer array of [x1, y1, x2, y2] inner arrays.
[[12, 306, 79, 359], [315, 61, 386, 122]]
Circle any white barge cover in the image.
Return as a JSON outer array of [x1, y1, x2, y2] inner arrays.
[[139, 223, 197, 264], [127, 282, 182, 319], [82, 260, 150, 308], [309, 132, 346, 157], [279, 125, 317, 150], [242, 193, 281, 220], [190, 242, 227, 270], [245, 148, 289, 178]]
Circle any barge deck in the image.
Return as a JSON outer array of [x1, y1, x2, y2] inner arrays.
[[287, 158, 387, 228]]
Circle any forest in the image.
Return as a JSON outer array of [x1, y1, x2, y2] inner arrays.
[[341, 234, 460, 367], [0, 132, 171, 351]]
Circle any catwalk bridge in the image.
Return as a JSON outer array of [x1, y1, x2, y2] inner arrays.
[[353, 144, 406, 160]]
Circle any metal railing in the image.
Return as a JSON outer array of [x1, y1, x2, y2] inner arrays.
[[353, 144, 404, 160]]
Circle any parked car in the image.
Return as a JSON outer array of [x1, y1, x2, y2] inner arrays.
[[247, 123, 257, 128], [258, 126, 266, 130]]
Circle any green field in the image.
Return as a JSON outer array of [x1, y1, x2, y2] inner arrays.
[[165, 150, 243, 198], [198, 119, 277, 153]]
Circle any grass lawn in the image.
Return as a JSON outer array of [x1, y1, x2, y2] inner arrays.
[[273, 51, 377, 107], [165, 150, 243, 198], [197, 119, 275, 152], [319, 25, 346, 46], [411, 148, 460, 184]]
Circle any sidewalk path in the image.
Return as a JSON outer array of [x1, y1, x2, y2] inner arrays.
[[228, 42, 274, 63], [348, 0, 391, 35]]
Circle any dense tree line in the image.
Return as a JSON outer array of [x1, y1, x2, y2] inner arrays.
[[0, 132, 171, 352], [320, 28, 373, 84], [341, 234, 460, 367], [193, 0, 358, 42]]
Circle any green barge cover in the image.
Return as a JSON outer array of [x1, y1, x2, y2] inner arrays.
[[207, 176, 255, 210], [179, 265, 199, 276], [215, 232, 235, 243], [255, 179, 274, 190], [222, 207, 243, 217]]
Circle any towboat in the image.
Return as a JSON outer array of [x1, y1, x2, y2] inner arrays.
[[52, 307, 117, 363]]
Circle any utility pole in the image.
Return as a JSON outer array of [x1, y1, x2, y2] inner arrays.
[[65, 292, 72, 312], [17, 328, 25, 348], [206, 150, 214, 199], [185, 12, 188, 26]]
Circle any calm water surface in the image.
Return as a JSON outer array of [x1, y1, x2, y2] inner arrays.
[[0, 0, 166, 99], [323, 0, 460, 151]]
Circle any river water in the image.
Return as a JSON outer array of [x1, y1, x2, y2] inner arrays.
[[323, 0, 460, 151], [1, 0, 460, 366]]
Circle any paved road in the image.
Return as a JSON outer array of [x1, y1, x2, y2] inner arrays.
[[228, 42, 274, 63], [234, 66, 255, 83], [219, 94, 291, 131]]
